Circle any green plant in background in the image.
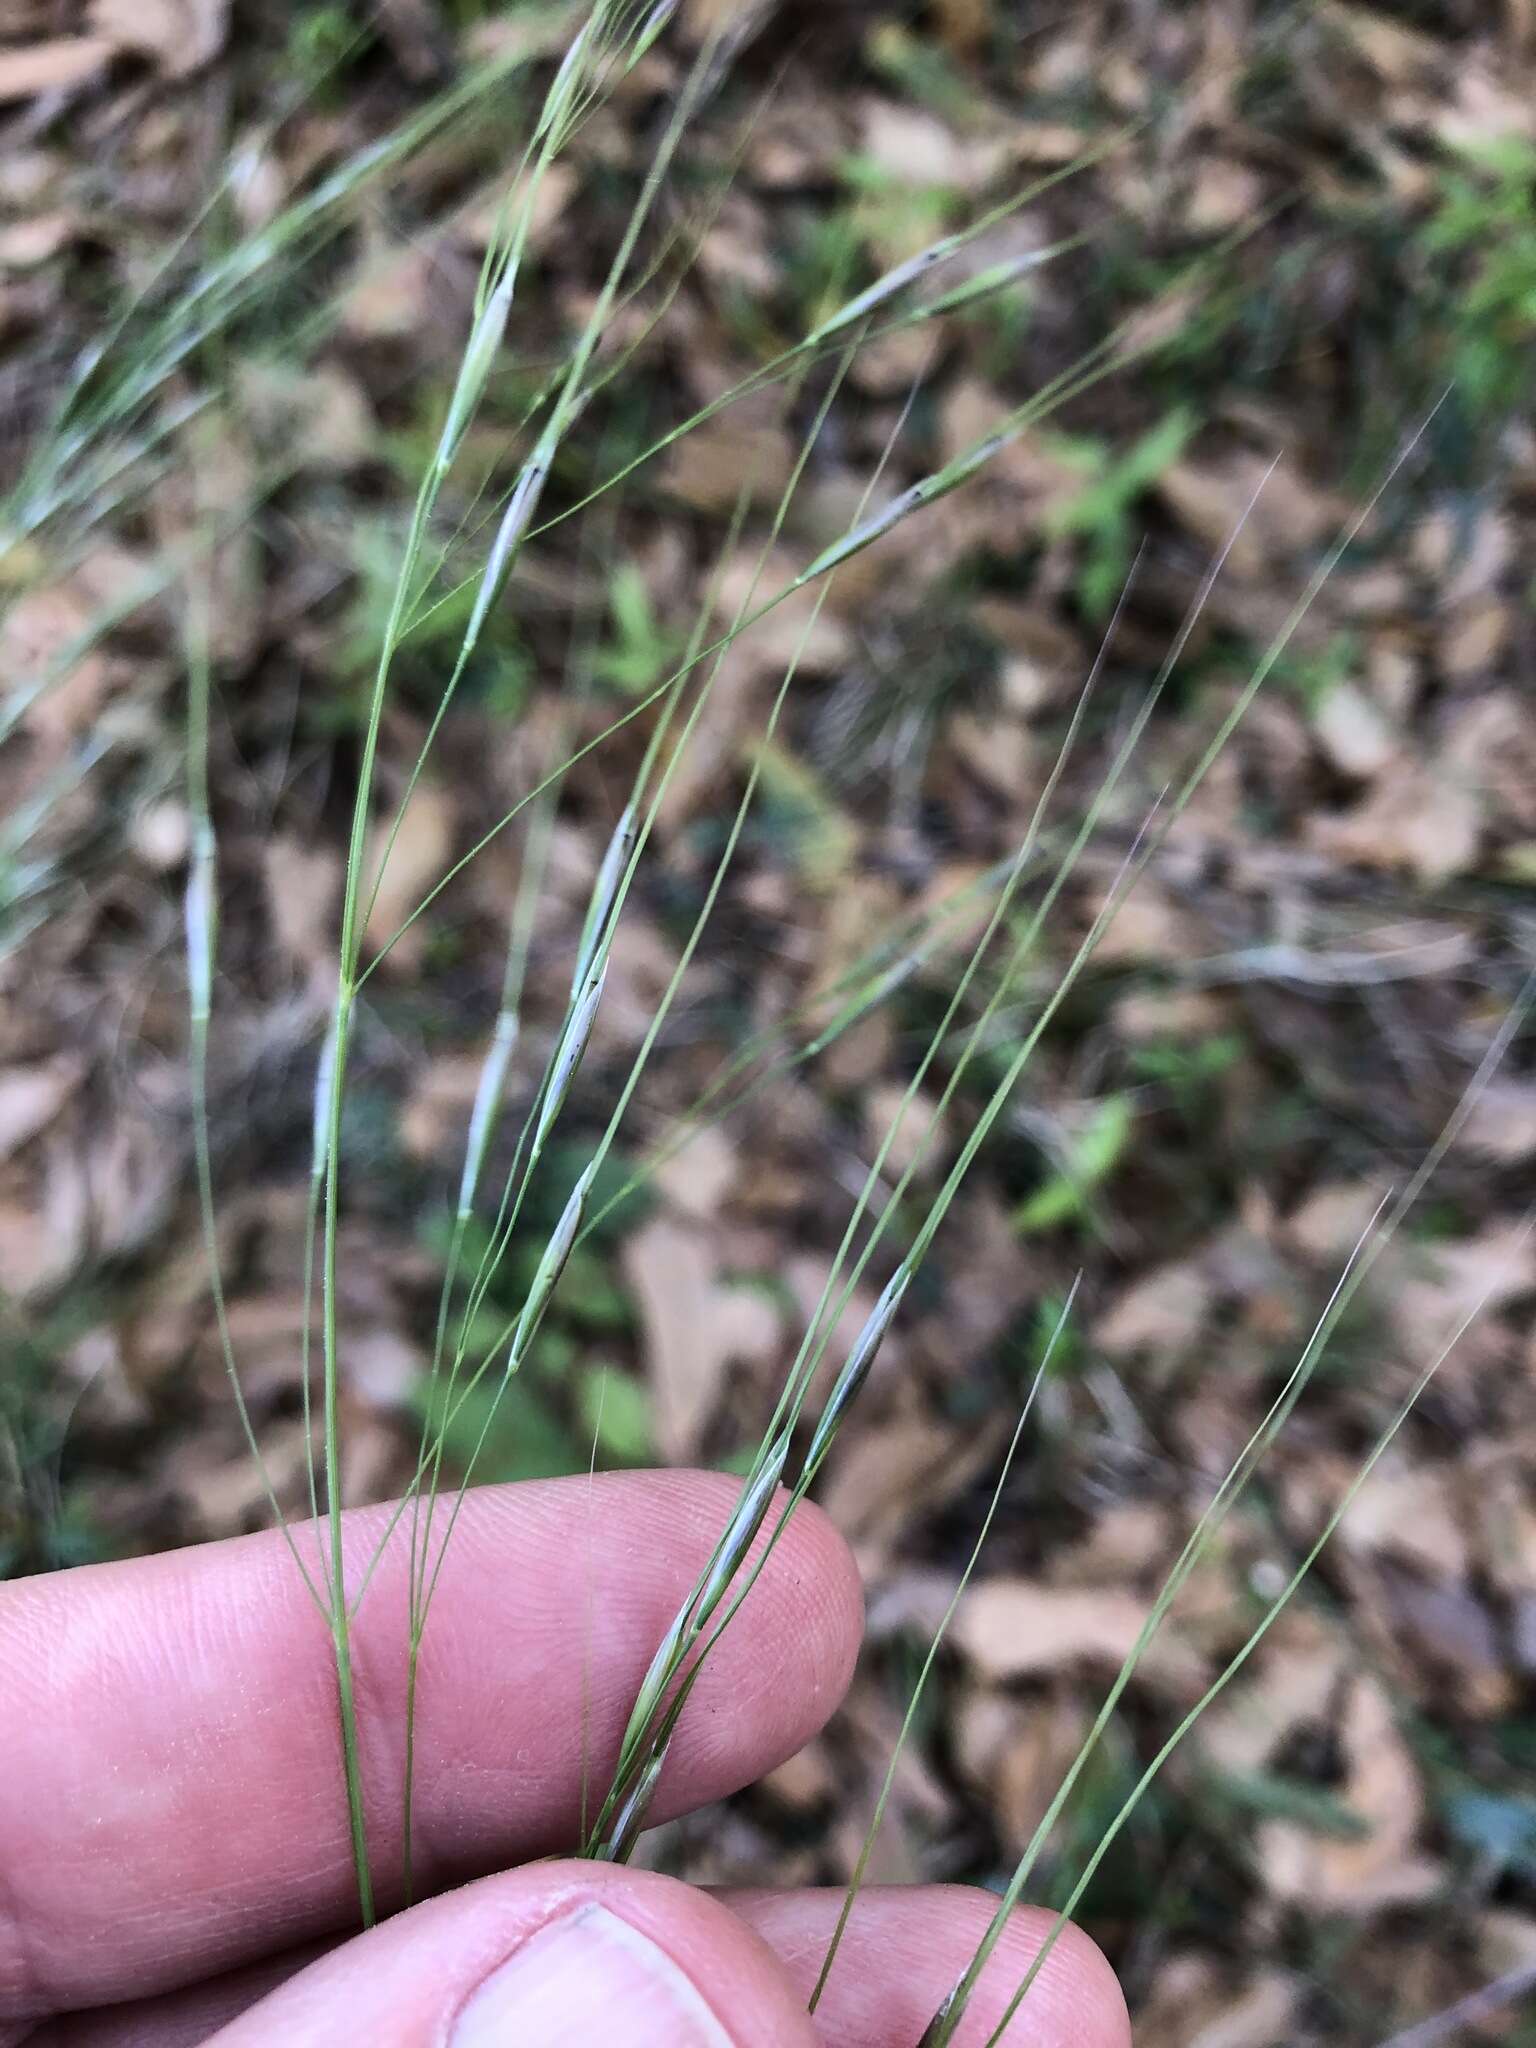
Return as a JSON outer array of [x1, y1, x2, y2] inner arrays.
[[1044, 406, 1196, 616], [593, 560, 685, 695], [285, 3, 371, 101], [1422, 136, 1536, 426], [415, 1143, 649, 1482], [0, 1306, 111, 1576], [1012, 1093, 1134, 1237]]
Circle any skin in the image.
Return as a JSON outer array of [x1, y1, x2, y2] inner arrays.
[[0, 1470, 1130, 2046]]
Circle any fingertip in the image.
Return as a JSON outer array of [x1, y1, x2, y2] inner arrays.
[[207, 1863, 818, 2048], [766, 1490, 865, 1710], [726, 1883, 1130, 2048], [974, 1898, 1131, 2048]]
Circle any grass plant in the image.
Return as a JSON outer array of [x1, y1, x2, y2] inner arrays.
[[5, 4, 1530, 2036]]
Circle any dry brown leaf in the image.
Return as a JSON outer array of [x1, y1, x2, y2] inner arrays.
[[1258, 1674, 1439, 1911], [398, 1053, 483, 1165], [1160, 452, 1343, 577], [1378, 1569, 1510, 1715], [857, 98, 1007, 197], [342, 238, 442, 341], [955, 1687, 1088, 1849], [864, 1083, 947, 1183], [456, 162, 575, 256], [361, 783, 454, 972], [88, 0, 228, 75], [973, 601, 1084, 715], [653, 1123, 737, 1221], [1388, 1223, 1536, 1349], [592, 918, 683, 1048], [0, 37, 112, 101], [86, 1109, 179, 1261], [712, 547, 852, 673], [1054, 1503, 1173, 1584], [760, 1743, 835, 1812], [1339, 1455, 1470, 1579], [1199, 1620, 1348, 1775], [663, 415, 793, 513], [0, 583, 111, 748], [0, 215, 78, 269], [1477, 1909, 1536, 1976], [1184, 158, 1267, 232], [819, 1419, 968, 1551], [0, 1138, 89, 1297], [1186, 1974, 1299, 2048], [1440, 598, 1512, 681], [1284, 1178, 1388, 1261], [1312, 682, 1398, 779], [1094, 1260, 1212, 1358], [1470, 1450, 1536, 1603], [235, 358, 373, 471], [1089, 882, 1197, 964], [1455, 1078, 1536, 1163], [694, 194, 779, 298], [264, 837, 341, 980], [948, 708, 1035, 804], [0, 1057, 82, 1162], [622, 1217, 780, 1460], [1412, 505, 1512, 601], [1445, 691, 1536, 831], [1309, 760, 1482, 883], [954, 1578, 1204, 1688]]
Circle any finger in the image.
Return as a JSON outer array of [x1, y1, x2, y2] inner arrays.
[[20, 1948, 331, 2048], [20, 1885, 1129, 2048], [727, 1886, 1131, 2046], [0, 1471, 860, 2024], [206, 1864, 817, 2048]]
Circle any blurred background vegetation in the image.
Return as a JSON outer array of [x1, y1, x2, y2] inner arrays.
[[2, 1, 1535, 2041]]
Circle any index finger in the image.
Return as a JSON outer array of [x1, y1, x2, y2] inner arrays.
[[0, 1471, 861, 2027]]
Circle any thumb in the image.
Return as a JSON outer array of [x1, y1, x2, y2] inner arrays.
[[207, 1862, 819, 2048]]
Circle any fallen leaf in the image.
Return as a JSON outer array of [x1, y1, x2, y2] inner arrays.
[[87, 0, 228, 75], [1312, 681, 1398, 779], [1258, 1675, 1440, 1910], [1388, 1224, 1536, 1349], [1185, 1974, 1300, 2048], [653, 1123, 738, 1220], [362, 783, 455, 972], [1455, 1079, 1536, 1164], [264, 837, 342, 980], [1309, 760, 1483, 883], [1094, 1260, 1212, 1358], [0, 1057, 82, 1162], [622, 1217, 780, 1459], [864, 1082, 947, 1183], [857, 98, 1007, 196], [0, 583, 111, 748], [1161, 451, 1343, 575], [954, 1578, 1204, 1688], [1199, 1619, 1348, 1775], [663, 415, 793, 513], [0, 38, 112, 102], [0, 214, 78, 269], [956, 1687, 1088, 1850], [1284, 1178, 1388, 1261], [235, 357, 373, 471], [1339, 1455, 1470, 1579]]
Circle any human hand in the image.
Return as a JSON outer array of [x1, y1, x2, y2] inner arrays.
[[1, 1471, 1129, 2046]]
